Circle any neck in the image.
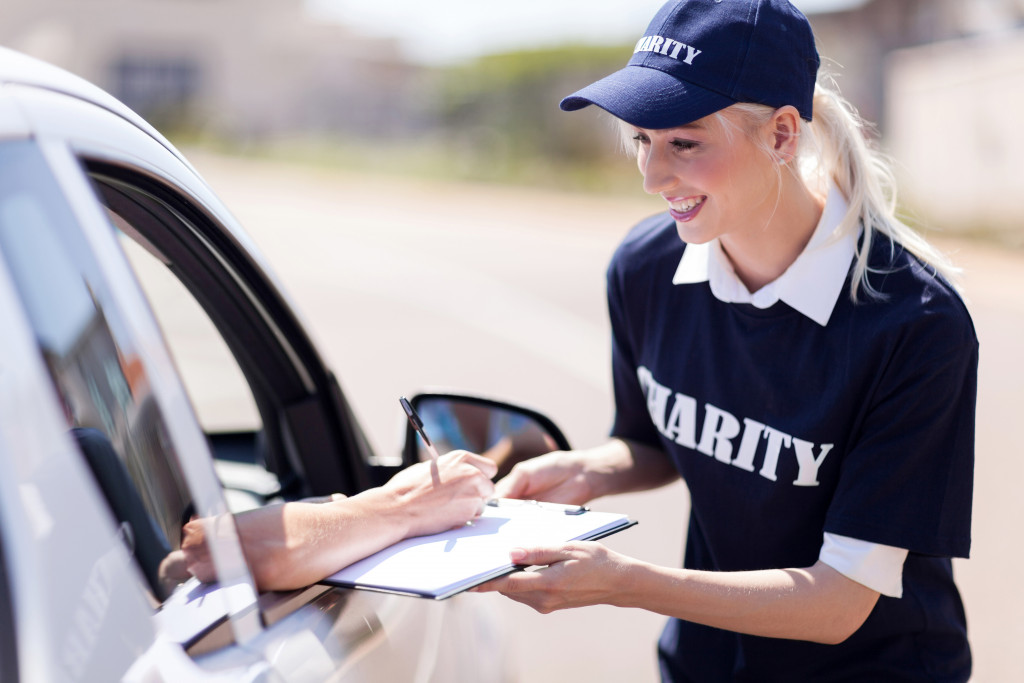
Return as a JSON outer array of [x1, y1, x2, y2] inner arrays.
[[720, 175, 825, 293]]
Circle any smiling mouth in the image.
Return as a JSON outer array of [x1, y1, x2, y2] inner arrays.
[[670, 197, 705, 212], [668, 196, 706, 221]]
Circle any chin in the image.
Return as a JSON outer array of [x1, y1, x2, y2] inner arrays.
[[674, 221, 716, 245]]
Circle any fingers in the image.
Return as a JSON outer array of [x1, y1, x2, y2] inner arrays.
[[440, 449, 499, 480], [470, 545, 576, 613], [508, 545, 575, 566], [388, 450, 499, 536], [179, 520, 215, 582], [429, 458, 441, 487], [459, 459, 496, 499], [471, 542, 621, 614], [493, 454, 553, 499], [414, 452, 496, 526], [473, 545, 573, 581], [494, 469, 528, 499], [492, 450, 580, 502], [435, 451, 497, 501]]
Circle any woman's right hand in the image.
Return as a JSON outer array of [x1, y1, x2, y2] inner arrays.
[[494, 450, 593, 505], [382, 450, 497, 537], [495, 439, 676, 505]]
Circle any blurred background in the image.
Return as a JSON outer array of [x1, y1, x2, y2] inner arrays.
[[5, 0, 1024, 242], [4, 1, 1024, 681]]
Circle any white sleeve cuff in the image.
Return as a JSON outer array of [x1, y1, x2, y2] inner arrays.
[[819, 532, 908, 598]]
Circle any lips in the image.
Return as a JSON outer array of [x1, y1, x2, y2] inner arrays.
[[667, 196, 706, 221]]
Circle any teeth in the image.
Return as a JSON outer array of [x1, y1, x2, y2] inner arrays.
[[671, 197, 704, 212]]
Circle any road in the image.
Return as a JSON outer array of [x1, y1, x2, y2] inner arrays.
[[187, 150, 1024, 682]]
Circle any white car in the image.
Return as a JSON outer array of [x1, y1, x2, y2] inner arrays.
[[0, 46, 568, 682]]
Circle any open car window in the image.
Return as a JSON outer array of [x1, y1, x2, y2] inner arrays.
[[117, 226, 272, 512], [119, 221, 261, 435], [84, 159, 375, 502], [87, 166, 301, 507]]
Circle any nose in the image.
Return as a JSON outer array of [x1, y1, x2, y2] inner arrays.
[[640, 144, 676, 195]]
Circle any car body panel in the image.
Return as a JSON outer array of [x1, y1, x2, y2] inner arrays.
[[0, 246, 157, 682]]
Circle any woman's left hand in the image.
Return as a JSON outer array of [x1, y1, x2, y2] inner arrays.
[[471, 541, 633, 613]]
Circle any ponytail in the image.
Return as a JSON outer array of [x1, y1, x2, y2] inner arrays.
[[803, 77, 961, 301]]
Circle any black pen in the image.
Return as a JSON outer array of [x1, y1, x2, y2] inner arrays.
[[399, 396, 441, 462]]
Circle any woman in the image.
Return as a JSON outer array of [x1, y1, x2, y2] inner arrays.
[[475, 1, 977, 680]]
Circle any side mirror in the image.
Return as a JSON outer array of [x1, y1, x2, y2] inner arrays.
[[402, 393, 571, 481]]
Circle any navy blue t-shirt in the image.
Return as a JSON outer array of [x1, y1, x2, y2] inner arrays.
[[606, 213, 977, 681]]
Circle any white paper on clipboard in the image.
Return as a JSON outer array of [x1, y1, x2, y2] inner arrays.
[[321, 500, 635, 600]]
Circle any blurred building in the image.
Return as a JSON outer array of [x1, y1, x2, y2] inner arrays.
[[887, 32, 1024, 243], [1, 0, 435, 139], [808, 0, 1024, 240], [808, 0, 1024, 128]]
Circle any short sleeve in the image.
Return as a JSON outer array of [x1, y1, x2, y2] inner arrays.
[[824, 306, 977, 558], [819, 532, 907, 597]]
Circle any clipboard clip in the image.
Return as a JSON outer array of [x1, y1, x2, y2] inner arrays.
[[486, 498, 589, 515]]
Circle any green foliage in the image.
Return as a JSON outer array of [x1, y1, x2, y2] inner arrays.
[[443, 44, 629, 96], [428, 43, 634, 186]]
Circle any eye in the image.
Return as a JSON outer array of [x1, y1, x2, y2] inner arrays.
[[671, 139, 699, 152], [631, 132, 650, 145]]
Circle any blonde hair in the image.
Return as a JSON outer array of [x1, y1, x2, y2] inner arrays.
[[802, 78, 959, 300], [620, 77, 961, 302]]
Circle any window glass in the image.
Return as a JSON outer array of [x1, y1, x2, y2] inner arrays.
[[119, 232, 261, 433], [0, 140, 194, 602], [101, 184, 276, 514]]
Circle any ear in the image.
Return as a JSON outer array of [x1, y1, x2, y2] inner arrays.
[[768, 105, 802, 163]]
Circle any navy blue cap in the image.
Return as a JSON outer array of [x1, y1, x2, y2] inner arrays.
[[560, 0, 820, 128]]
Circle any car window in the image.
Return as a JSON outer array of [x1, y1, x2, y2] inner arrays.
[[90, 169, 289, 510], [0, 139, 196, 602], [119, 234, 261, 435], [84, 159, 375, 503], [118, 232, 274, 511], [67, 151, 394, 646]]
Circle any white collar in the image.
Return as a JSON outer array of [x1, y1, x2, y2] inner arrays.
[[671, 186, 855, 327]]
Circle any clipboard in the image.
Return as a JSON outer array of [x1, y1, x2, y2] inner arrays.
[[320, 499, 636, 600]]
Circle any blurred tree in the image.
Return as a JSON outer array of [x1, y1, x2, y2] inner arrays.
[[433, 44, 637, 190]]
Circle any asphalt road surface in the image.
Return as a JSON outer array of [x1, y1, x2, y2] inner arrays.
[[186, 150, 1023, 683]]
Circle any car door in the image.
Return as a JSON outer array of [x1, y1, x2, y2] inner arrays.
[[0, 49, 506, 682]]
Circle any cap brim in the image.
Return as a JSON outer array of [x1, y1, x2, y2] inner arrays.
[[559, 65, 735, 129]]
